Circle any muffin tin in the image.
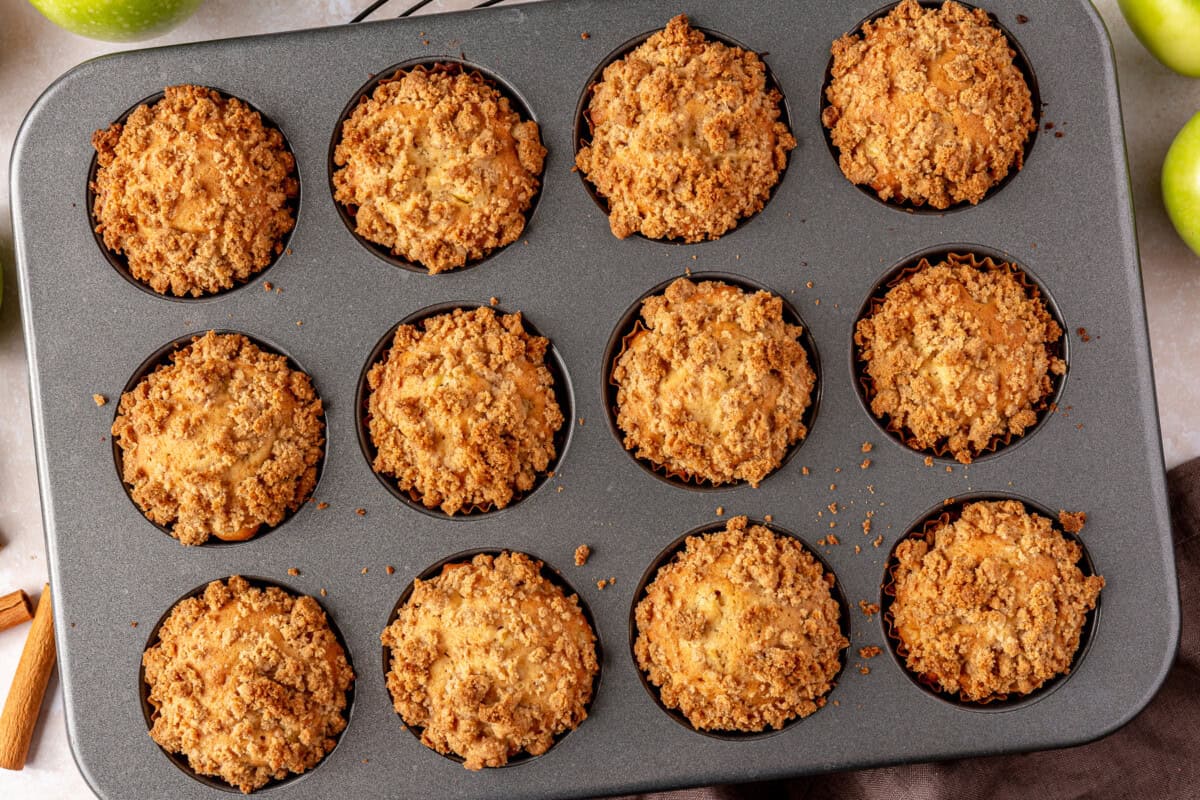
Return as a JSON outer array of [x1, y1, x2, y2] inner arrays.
[[10, 0, 1179, 798]]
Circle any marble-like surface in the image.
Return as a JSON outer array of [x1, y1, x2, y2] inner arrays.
[[0, 1, 1197, 797]]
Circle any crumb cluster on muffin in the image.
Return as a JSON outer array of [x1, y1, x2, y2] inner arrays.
[[855, 254, 1064, 463], [112, 331, 324, 545], [576, 14, 795, 241], [366, 306, 563, 514], [91, 84, 297, 297], [332, 66, 545, 273], [381, 551, 598, 769], [889, 500, 1103, 702], [634, 516, 846, 731], [822, 0, 1035, 208], [142, 576, 354, 793], [612, 277, 814, 486]]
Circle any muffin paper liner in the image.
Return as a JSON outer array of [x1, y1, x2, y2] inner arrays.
[[880, 496, 1100, 709], [853, 251, 1067, 463]]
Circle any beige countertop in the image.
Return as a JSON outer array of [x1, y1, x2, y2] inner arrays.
[[0, 0, 1197, 796]]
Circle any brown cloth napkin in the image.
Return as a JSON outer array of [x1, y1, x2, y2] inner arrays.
[[614, 459, 1200, 800]]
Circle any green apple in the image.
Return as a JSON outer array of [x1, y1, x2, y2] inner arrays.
[[1164, 111, 1200, 258], [28, 0, 205, 42], [1118, 0, 1200, 77]]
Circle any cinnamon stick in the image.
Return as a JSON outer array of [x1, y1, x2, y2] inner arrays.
[[0, 591, 33, 633], [0, 584, 56, 770]]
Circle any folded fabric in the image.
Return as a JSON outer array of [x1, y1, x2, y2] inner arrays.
[[616, 459, 1200, 800]]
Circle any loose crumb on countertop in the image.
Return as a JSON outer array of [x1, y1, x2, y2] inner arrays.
[[1058, 510, 1087, 534], [861, 442, 873, 453], [575, 545, 591, 567], [859, 600, 880, 617], [93, 394, 107, 406], [386, 566, 395, 575], [287, 568, 300, 576], [859, 646, 882, 659]]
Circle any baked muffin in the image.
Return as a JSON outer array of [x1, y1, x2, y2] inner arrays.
[[576, 14, 795, 241], [142, 576, 354, 793], [382, 551, 598, 769], [91, 84, 297, 297], [854, 254, 1064, 463], [112, 331, 324, 545], [889, 500, 1103, 702], [612, 278, 814, 486], [332, 66, 545, 273], [822, 0, 1035, 208], [366, 307, 563, 514], [634, 516, 847, 732]]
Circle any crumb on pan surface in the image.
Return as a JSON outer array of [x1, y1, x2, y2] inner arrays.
[[576, 14, 795, 241], [855, 256, 1064, 463], [613, 277, 814, 486], [821, 0, 1035, 209], [142, 576, 354, 793], [332, 66, 545, 273], [381, 551, 598, 769], [112, 331, 324, 546], [890, 500, 1103, 702], [91, 84, 297, 297], [634, 516, 847, 731], [366, 306, 563, 514]]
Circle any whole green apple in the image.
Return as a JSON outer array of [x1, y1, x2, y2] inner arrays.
[[28, 0, 204, 42], [1163, 111, 1200, 259], [1118, 0, 1200, 77]]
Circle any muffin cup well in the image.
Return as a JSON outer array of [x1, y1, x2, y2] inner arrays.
[[572, 25, 794, 243], [602, 272, 821, 491], [380, 549, 603, 768], [138, 575, 356, 794], [879, 493, 1102, 711], [819, 0, 1040, 214], [111, 330, 327, 547], [328, 60, 544, 275], [629, 518, 850, 739], [86, 88, 300, 302], [851, 246, 1068, 464], [356, 302, 574, 519]]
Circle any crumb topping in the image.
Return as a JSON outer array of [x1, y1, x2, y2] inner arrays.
[[367, 307, 563, 514], [576, 14, 795, 241], [382, 552, 598, 769], [333, 67, 545, 273], [634, 517, 847, 731], [91, 85, 296, 297], [142, 577, 353, 793], [891, 500, 1103, 702], [614, 278, 814, 486], [112, 332, 324, 546], [822, 0, 1035, 208], [855, 256, 1064, 463]]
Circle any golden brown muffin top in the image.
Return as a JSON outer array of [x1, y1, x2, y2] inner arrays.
[[613, 278, 814, 486], [332, 66, 545, 273], [382, 551, 598, 769], [890, 500, 1103, 702], [112, 331, 324, 546], [634, 516, 847, 732], [854, 256, 1064, 463], [576, 14, 795, 241], [91, 84, 297, 297], [142, 576, 354, 793], [366, 307, 563, 514], [822, 0, 1035, 209]]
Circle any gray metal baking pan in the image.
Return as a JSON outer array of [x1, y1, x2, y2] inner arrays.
[[10, 0, 1179, 797]]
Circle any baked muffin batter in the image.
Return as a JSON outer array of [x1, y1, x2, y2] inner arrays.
[[890, 500, 1103, 702], [576, 14, 795, 241], [634, 517, 847, 731], [91, 84, 297, 297], [382, 551, 598, 769], [822, 0, 1035, 208], [112, 331, 324, 545], [613, 278, 814, 486], [855, 255, 1064, 463], [142, 576, 354, 793], [332, 66, 545, 273], [366, 307, 563, 514]]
